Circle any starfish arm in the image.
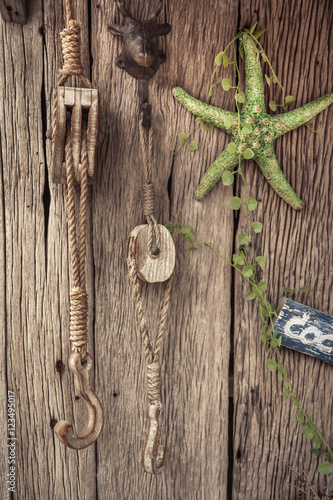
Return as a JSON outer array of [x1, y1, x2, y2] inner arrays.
[[242, 33, 265, 109], [195, 147, 240, 200], [172, 87, 238, 134], [271, 93, 333, 139], [255, 148, 304, 210]]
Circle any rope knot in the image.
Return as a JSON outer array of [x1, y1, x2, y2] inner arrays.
[[69, 286, 88, 351], [147, 362, 161, 406], [142, 182, 155, 218], [59, 19, 84, 79]]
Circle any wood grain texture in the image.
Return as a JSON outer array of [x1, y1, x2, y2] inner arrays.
[[0, 0, 332, 499], [128, 224, 175, 283], [233, 1, 333, 499], [92, 1, 234, 498], [0, 0, 27, 25]]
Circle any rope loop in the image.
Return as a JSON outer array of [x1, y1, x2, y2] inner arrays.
[[59, 20, 84, 79]]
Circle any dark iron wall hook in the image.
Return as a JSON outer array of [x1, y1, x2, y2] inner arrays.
[[109, 0, 171, 127]]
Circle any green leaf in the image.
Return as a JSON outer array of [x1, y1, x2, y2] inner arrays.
[[246, 291, 256, 300], [278, 370, 283, 381], [216, 77, 222, 84], [238, 233, 250, 245], [185, 232, 195, 242], [285, 95, 295, 106], [222, 78, 232, 91], [179, 133, 188, 143], [254, 29, 267, 39], [269, 100, 277, 112], [188, 141, 198, 151], [283, 287, 293, 293], [318, 462, 332, 475], [181, 224, 191, 235], [314, 438, 321, 448], [242, 266, 253, 278], [247, 197, 258, 210], [227, 142, 237, 153], [222, 171, 234, 186], [266, 359, 278, 371], [296, 413, 304, 424], [233, 254, 244, 266], [277, 335, 282, 346], [239, 42, 244, 59], [311, 448, 321, 456], [195, 117, 202, 123], [204, 122, 214, 131], [252, 221, 263, 233], [215, 51, 224, 66], [242, 124, 253, 135], [239, 247, 246, 257], [235, 91, 245, 103], [244, 148, 254, 160], [260, 333, 269, 344], [265, 74, 271, 86], [282, 387, 289, 402], [222, 53, 230, 68], [272, 75, 278, 84], [228, 196, 241, 210], [188, 246, 198, 251], [165, 221, 174, 233], [249, 22, 258, 34], [256, 256, 266, 267], [258, 281, 267, 291], [261, 51, 268, 63], [224, 116, 234, 128], [302, 425, 313, 440], [300, 285, 310, 293]]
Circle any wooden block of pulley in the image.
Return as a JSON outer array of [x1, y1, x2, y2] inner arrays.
[[273, 298, 333, 364], [0, 0, 27, 24], [127, 225, 175, 283], [52, 87, 98, 185]]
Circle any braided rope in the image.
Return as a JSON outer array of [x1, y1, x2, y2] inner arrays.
[[126, 227, 173, 406], [138, 124, 160, 255], [65, 125, 89, 361]]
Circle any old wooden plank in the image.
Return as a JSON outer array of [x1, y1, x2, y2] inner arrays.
[[92, 0, 235, 498], [43, 0, 98, 498], [0, 108, 9, 500], [0, 3, 50, 498], [233, 0, 333, 498], [274, 298, 333, 364], [0, 0, 27, 25]]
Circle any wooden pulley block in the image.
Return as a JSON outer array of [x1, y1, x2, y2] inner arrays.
[[52, 87, 98, 185], [127, 224, 175, 283]]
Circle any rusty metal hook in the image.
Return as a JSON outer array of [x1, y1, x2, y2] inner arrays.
[[142, 404, 167, 474], [54, 352, 104, 450]]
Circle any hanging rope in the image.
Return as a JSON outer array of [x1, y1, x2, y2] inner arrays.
[[51, 0, 92, 363], [139, 123, 161, 257], [65, 124, 89, 362], [127, 119, 174, 473], [51, 0, 92, 148]]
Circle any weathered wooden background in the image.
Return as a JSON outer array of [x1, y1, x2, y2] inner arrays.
[[0, 0, 332, 498]]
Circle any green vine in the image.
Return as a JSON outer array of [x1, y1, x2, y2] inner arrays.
[[169, 24, 332, 476]]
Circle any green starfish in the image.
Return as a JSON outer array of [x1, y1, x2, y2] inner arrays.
[[173, 33, 333, 210]]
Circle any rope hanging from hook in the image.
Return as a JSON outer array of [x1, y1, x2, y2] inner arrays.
[[126, 116, 175, 474], [52, 0, 104, 450]]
